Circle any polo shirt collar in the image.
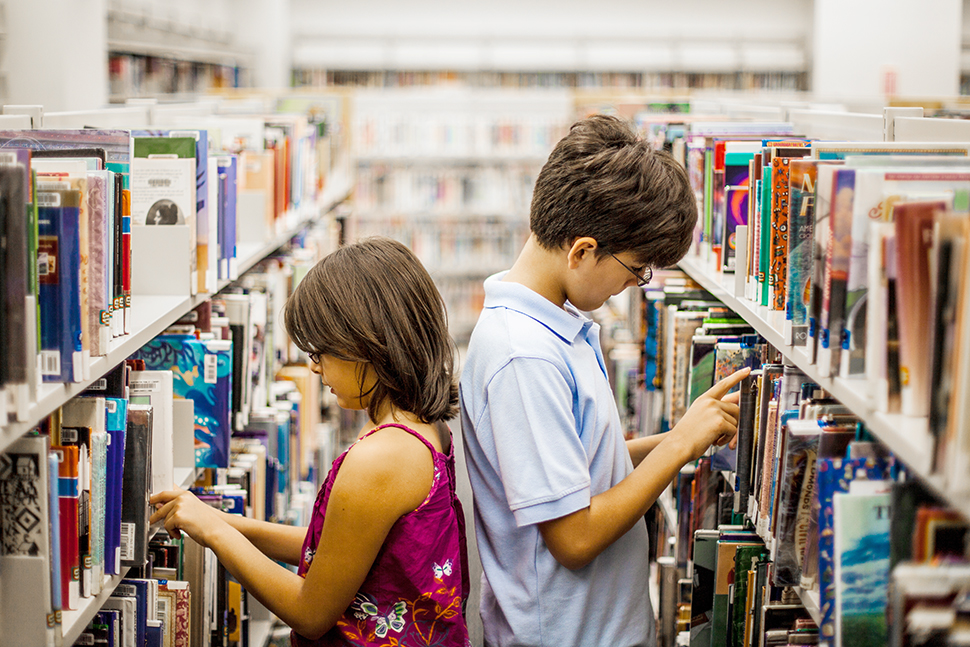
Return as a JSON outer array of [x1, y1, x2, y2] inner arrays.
[[483, 271, 593, 344]]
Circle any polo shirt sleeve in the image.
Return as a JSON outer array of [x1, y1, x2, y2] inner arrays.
[[484, 355, 591, 527]]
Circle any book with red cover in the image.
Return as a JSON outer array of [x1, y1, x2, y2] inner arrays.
[[51, 443, 81, 610]]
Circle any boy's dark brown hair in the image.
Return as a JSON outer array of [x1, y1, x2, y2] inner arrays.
[[283, 237, 459, 424], [529, 114, 697, 269]]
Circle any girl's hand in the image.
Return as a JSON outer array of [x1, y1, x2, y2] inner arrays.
[[149, 487, 225, 548]]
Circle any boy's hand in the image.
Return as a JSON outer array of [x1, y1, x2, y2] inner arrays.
[[667, 368, 750, 463], [150, 487, 225, 548]]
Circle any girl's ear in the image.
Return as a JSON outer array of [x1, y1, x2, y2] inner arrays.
[[566, 237, 599, 270]]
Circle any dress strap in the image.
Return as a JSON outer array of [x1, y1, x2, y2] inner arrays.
[[361, 422, 439, 454]]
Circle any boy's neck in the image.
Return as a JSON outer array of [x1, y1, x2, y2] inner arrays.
[[504, 235, 569, 309]]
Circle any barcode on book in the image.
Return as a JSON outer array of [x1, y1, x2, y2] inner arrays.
[[120, 522, 134, 561], [40, 350, 61, 375], [204, 353, 218, 384], [0, 153, 16, 165], [74, 634, 95, 645], [89, 377, 108, 391], [157, 596, 170, 628], [36, 192, 62, 207], [61, 427, 78, 443], [115, 583, 137, 597], [130, 379, 160, 392]]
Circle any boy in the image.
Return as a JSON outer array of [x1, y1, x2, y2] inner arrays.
[[459, 115, 747, 647]]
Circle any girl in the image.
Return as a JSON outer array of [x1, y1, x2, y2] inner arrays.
[[150, 237, 470, 646]]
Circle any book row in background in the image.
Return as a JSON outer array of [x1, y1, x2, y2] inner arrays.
[[640, 277, 970, 647], [0, 234, 340, 647], [645, 120, 970, 501], [0, 106, 331, 422]]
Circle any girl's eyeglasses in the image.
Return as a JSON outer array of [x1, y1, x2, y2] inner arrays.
[[606, 252, 653, 287], [307, 352, 320, 365]]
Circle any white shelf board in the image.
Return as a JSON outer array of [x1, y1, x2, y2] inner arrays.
[[793, 586, 821, 625], [249, 619, 275, 647], [61, 570, 130, 646], [355, 153, 548, 165]]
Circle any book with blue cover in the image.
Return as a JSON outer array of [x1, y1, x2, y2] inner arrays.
[[37, 188, 83, 382], [833, 483, 892, 647], [104, 397, 128, 576], [134, 335, 233, 468], [217, 155, 238, 280]]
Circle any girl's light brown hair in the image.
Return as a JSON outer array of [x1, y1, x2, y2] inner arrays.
[[283, 237, 458, 424]]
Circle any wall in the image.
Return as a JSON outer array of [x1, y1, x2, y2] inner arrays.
[[5, 0, 109, 111], [814, 0, 962, 101], [290, 0, 812, 73]]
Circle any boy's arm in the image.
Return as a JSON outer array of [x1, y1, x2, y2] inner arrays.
[[539, 368, 748, 570]]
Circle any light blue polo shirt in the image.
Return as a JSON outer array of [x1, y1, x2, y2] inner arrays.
[[459, 272, 654, 647]]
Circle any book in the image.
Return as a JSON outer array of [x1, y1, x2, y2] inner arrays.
[[786, 160, 824, 347], [104, 397, 128, 576], [129, 370, 175, 496], [818, 168, 855, 378], [216, 155, 238, 280], [0, 162, 29, 396], [0, 434, 58, 647], [37, 186, 84, 382], [121, 403, 153, 568], [807, 163, 843, 363], [158, 580, 191, 647], [772, 419, 820, 587], [833, 482, 891, 647], [134, 336, 233, 469], [892, 200, 947, 418], [50, 443, 81, 609], [690, 529, 719, 647]]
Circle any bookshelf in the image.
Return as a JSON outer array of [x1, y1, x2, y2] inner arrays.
[[653, 103, 970, 642], [0, 98, 352, 647], [348, 87, 571, 342], [0, 155, 354, 455]]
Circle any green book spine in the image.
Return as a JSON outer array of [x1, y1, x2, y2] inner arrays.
[[760, 165, 772, 306]]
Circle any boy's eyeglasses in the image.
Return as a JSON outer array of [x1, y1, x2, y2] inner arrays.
[[607, 252, 653, 287], [307, 352, 321, 365]]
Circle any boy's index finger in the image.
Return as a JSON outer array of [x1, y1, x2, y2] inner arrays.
[[705, 367, 751, 400]]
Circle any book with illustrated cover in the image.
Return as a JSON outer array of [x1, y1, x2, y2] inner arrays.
[[159, 580, 191, 647], [731, 542, 769, 647], [772, 419, 820, 587], [786, 160, 829, 347], [0, 130, 131, 187], [38, 187, 84, 382], [86, 170, 112, 357], [134, 335, 233, 469], [769, 149, 811, 311], [833, 482, 892, 647], [722, 151, 753, 272], [0, 434, 58, 647]]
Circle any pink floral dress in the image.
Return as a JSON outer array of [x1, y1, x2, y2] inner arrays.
[[292, 423, 470, 647]]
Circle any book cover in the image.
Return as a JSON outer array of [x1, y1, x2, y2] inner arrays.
[[217, 155, 238, 280], [37, 187, 84, 382], [722, 147, 757, 271], [690, 529, 719, 647], [63, 396, 108, 595], [686, 335, 719, 410], [51, 443, 81, 609], [819, 168, 856, 378], [121, 403, 153, 568], [0, 130, 131, 185], [893, 200, 947, 418], [134, 336, 233, 469], [772, 419, 821, 587], [102, 595, 138, 647], [86, 170, 112, 357], [159, 580, 191, 647], [731, 543, 769, 647], [0, 163, 29, 390], [807, 163, 843, 363], [712, 538, 762, 647], [128, 370, 175, 496], [734, 374, 758, 515], [786, 160, 821, 346], [0, 434, 57, 647], [104, 397, 128, 576], [833, 485, 891, 647], [130, 156, 197, 292]]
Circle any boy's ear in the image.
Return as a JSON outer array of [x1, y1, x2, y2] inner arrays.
[[566, 237, 599, 269]]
